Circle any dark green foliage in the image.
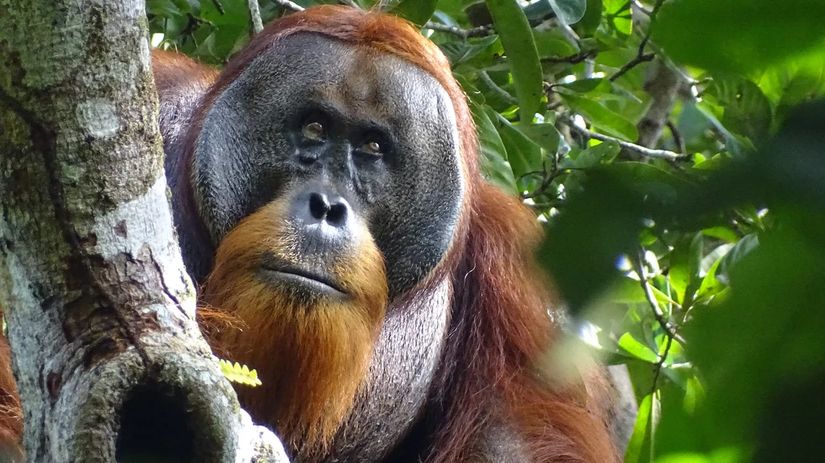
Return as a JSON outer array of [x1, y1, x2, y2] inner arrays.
[[146, 1, 825, 460]]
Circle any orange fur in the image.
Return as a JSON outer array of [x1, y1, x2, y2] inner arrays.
[[200, 196, 387, 458], [169, 5, 619, 461], [429, 183, 617, 462]]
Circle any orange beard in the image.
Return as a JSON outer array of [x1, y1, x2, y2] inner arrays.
[[199, 200, 387, 458]]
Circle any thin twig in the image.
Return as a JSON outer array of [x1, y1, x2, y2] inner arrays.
[[272, 0, 304, 12], [610, 52, 654, 81], [247, 0, 263, 34], [338, 0, 360, 7], [667, 120, 686, 153], [634, 250, 688, 346], [559, 116, 687, 161], [424, 22, 492, 39], [522, 159, 564, 200], [609, 0, 666, 81], [211, 0, 225, 15], [650, 331, 674, 394], [542, 49, 598, 64]]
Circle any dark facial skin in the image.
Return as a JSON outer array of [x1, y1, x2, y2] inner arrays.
[[193, 33, 464, 297]]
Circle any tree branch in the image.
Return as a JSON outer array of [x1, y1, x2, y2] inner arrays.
[[272, 0, 304, 12], [610, 0, 666, 81], [650, 330, 674, 394], [424, 22, 492, 38], [542, 49, 598, 65], [635, 59, 685, 149], [667, 120, 686, 153], [609, 52, 654, 82], [248, 0, 263, 34], [559, 116, 688, 161]]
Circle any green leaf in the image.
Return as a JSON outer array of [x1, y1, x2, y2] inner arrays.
[[561, 94, 639, 140], [438, 35, 499, 66], [548, 0, 587, 25], [555, 77, 610, 94], [560, 140, 620, 169], [485, 0, 544, 121], [707, 77, 772, 143], [618, 332, 659, 363], [533, 29, 578, 60], [757, 48, 825, 125], [668, 233, 703, 305], [472, 103, 518, 193], [680, 211, 825, 456], [604, 0, 632, 36], [434, 0, 465, 18], [517, 122, 561, 156], [539, 171, 644, 312], [716, 233, 758, 284], [147, 0, 185, 17], [625, 392, 658, 463], [576, 0, 602, 35], [492, 112, 543, 179], [654, 0, 825, 75], [391, 0, 438, 25], [608, 162, 696, 206], [655, 451, 741, 463]]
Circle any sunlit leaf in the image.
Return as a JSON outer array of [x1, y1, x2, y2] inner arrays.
[[618, 332, 659, 363]]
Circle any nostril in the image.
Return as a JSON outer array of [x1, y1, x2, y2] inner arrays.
[[308, 192, 330, 220], [327, 201, 348, 225]]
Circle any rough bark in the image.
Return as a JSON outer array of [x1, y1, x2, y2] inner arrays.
[[0, 1, 287, 461], [635, 59, 684, 150]]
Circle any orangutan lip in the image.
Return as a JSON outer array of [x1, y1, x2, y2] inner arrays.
[[260, 263, 347, 295]]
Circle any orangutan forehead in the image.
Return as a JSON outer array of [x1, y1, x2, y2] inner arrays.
[[241, 31, 458, 131]]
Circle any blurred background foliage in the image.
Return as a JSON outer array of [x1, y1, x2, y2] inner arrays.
[[147, 0, 825, 461]]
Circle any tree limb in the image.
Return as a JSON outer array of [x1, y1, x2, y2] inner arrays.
[[248, 0, 264, 34], [0, 1, 288, 460], [424, 22, 492, 38], [635, 59, 685, 150], [272, 0, 304, 12], [559, 116, 688, 161]]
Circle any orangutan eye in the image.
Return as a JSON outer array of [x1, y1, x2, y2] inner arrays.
[[302, 121, 325, 141], [360, 140, 383, 157]]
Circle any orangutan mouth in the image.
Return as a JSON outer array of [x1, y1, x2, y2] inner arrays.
[[260, 260, 347, 296]]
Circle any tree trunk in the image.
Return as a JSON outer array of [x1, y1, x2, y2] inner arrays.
[[0, 1, 287, 461]]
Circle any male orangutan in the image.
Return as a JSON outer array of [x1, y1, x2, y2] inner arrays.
[[0, 5, 619, 462]]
